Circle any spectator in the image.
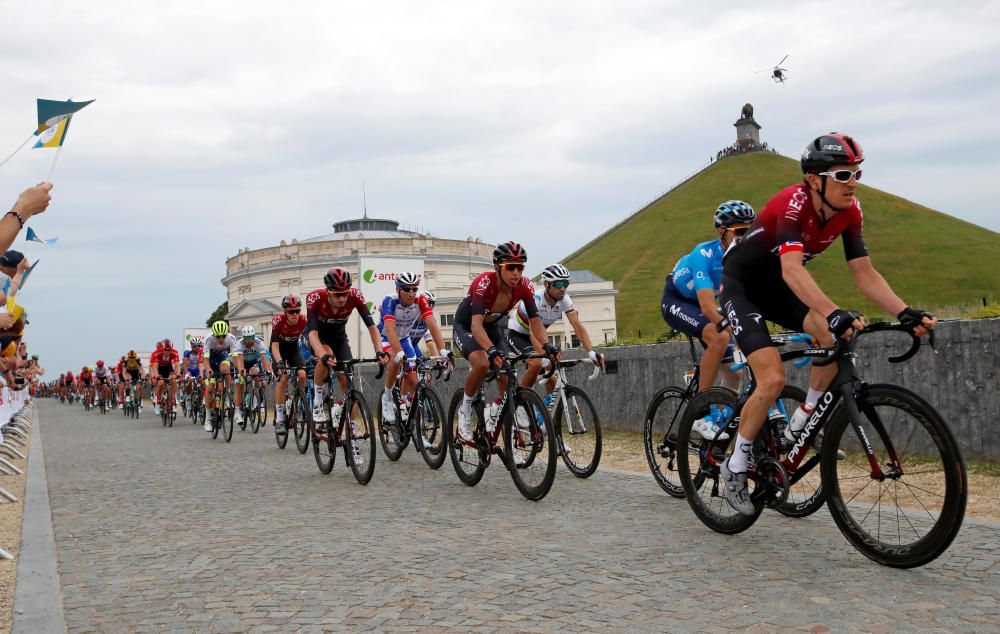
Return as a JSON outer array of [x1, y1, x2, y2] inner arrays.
[[2, 183, 53, 253], [0, 249, 29, 296]]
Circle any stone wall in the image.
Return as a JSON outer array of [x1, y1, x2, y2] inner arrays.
[[355, 318, 1000, 461]]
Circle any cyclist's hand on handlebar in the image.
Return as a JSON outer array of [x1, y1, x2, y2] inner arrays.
[[588, 350, 603, 367], [827, 308, 865, 341], [376, 351, 389, 365], [898, 306, 936, 337], [487, 346, 504, 369], [321, 354, 337, 368], [542, 342, 560, 360], [274, 360, 285, 372]]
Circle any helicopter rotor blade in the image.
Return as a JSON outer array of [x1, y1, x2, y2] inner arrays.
[[777, 54, 789, 66]]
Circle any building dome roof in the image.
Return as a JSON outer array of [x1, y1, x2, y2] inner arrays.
[[301, 217, 421, 243]]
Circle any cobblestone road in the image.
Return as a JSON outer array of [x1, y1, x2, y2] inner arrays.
[[36, 400, 999, 632]]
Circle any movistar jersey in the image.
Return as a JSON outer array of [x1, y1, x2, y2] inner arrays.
[[671, 239, 724, 300], [510, 291, 574, 335]]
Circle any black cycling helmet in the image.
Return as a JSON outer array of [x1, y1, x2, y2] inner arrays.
[[493, 241, 527, 265], [801, 132, 864, 174], [323, 267, 352, 292], [713, 200, 756, 228]]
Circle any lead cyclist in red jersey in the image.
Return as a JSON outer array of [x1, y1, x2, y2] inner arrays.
[[452, 241, 557, 440], [718, 133, 937, 514]]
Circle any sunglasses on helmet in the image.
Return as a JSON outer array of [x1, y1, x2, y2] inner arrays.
[[818, 168, 862, 184]]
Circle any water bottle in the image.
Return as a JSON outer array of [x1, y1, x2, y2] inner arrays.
[[331, 399, 344, 424]]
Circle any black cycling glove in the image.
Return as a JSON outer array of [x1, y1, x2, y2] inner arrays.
[[487, 346, 503, 366], [827, 309, 861, 338], [542, 343, 560, 357], [898, 306, 934, 330]]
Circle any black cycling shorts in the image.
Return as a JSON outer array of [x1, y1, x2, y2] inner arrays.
[[156, 365, 174, 380], [719, 273, 809, 357], [660, 276, 713, 339], [276, 341, 306, 370], [313, 329, 353, 368], [126, 369, 141, 383], [453, 319, 509, 359], [505, 329, 534, 356]]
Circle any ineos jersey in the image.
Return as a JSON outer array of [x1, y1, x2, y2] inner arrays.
[[305, 288, 374, 331], [378, 293, 434, 339], [455, 271, 538, 327], [510, 291, 574, 334], [733, 184, 868, 267], [270, 313, 306, 343]]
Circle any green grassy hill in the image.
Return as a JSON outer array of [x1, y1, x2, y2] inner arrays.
[[565, 152, 1000, 339]]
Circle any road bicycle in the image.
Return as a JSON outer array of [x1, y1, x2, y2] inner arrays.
[[309, 358, 382, 484], [239, 372, 268, 433], [377, 355, 451, 469], [274, 366, 312, 453], [677, 323, 966, 568], [445, 351, 558, 501], [160, 384, 176, 428], [207, 372, 236, 442], [538, 356, 611, 478]]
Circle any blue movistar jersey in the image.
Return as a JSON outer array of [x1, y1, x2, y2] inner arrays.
[[671, 239, 724, 300]]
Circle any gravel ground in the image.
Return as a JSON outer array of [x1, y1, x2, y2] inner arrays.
[[0, 419, 30, 634]]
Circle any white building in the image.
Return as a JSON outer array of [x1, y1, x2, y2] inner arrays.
[[222, 217, 617, 356]]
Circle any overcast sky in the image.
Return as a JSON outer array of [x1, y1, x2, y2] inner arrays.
[[2, 0, 998, 373]]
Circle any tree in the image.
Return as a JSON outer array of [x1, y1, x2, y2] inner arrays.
[[206, 301, 229, 328]]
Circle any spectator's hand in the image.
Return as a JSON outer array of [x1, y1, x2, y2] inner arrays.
[[0, 312, 14, 329], [15, 258, 30, 277], [14, 183, 54, 218]]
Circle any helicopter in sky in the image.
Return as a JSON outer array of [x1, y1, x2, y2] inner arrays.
[[756, 55, 789, 84]]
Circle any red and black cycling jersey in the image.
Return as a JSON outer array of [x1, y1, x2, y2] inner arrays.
[[270, 313, 307, 343], [454, 271, 538, 327], [150, 348, 179, 368], [305, 288, 375, 332], [736, 184, 868, 266]]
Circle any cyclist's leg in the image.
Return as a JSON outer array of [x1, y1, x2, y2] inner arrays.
[[331, 334, 353, 399], [453, 322, 487, 435], [508, 329, 541, 388], [399, 338, 418, 399]]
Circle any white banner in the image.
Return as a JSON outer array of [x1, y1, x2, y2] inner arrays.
[[356, 256, 426, 357]]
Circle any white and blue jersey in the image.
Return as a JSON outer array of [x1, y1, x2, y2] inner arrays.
[[671, 239, 724, 299], [378, 293, 434, 359], [235, 336, 267, 369]]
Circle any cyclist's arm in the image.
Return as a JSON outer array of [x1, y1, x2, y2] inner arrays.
[[269, 339, 283, 364], [528, 316, 550, 354], [470, 314, 495, 353], [695, 288, 726, 327], [779, 251, 838, 316], [566, 310, 595, 353], [847, 256, 906, 316], [383, 318, 403, 356]]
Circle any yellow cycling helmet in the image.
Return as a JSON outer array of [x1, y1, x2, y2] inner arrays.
[[127, 350, 137, 358], [212, 320, 229, 337]]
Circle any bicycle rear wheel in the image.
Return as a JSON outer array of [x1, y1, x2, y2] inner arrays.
[[643, 386, 692, 498], [250, 392, 261, 433], [293, 391, 310, 454], [505, 387, 557, 501], [771, 385, 826, 518], [222, 393, 234, 442], [822, 384, 967, 569], [415, 386, 447, 470], [677, 387, 763, 534], [312, 406, 336, 474], [446, 389, 487, 486], [553, 386, 602, 478], [345, 391, 376, 485], [258, 386, 268, 425], [377, 397, 406, 462], [211, 407, 221, 440]]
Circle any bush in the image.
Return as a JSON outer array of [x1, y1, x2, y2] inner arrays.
[[970, 302, 1000, 319]]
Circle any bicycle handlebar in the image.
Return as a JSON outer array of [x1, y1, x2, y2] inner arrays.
[[812, 322, 933, 367]]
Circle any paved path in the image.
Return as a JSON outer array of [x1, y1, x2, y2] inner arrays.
[[32, 400, 1000, 632]]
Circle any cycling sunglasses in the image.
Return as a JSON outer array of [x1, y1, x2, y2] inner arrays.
[[501, 262, 525, 272], [330, 291, 350, 297], [550, 280, 570, 289], [285, 309, 301, 315], [727, 227, 750, 236], [399, 286, 419, 293], [818, 168, 862, 184]]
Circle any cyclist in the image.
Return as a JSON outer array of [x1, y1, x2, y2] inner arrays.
[[407, 290, 441, 358], [63, 369, 75, 402], [378, 272, 448, 423], [180, 337, 205, 408], [271, 295, 308, 432], [94, 360, 112, 407], [718, 132, 937, 514], [150, 339, 180, 416], [507, 263, 604, 417], [118, 352, 143, 410], [203, 320, 242, 432], [453, 241, 556, 440], [234, 326, 271, 420], [79, 365, 94, 407], [304, 267, 387, 422], [661, 202, 754, 439]]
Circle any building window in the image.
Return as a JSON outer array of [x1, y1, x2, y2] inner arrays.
[[548, 334, 562, 348], [440, 314, 455, 326], [571, 335, 580, 348]]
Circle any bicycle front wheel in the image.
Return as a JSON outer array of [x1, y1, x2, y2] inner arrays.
[[293, 392, 310, 454], [312, 408, 336, 474], [446, 389, 487, 486], [345, 392, 376, 485], [222, 394, 234, 442], [822, 384, 967, 569], [505, 387, 557, 501], [643, 386, 692, 498], [677, 387, 763, 534], [377, 399, 406, 462], [553, 386, 602, 478], [415, 386, 448, 469], [258, 386, 268, 424]]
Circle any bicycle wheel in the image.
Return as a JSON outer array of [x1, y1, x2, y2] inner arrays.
[[553, 386, 602, 478], [258, 386, 268, 424], [821, 384, 967, 569], [505, 387, 558, 501], [415, 386, 447, 470], [293, 391, 310, 454], [345, 391, 376, 484], [275, 395, 290, 449], [222, 393, 234, 442], [446, 389, 487, 486], [211, 407, 221, 440], [377, 396, 406, 462], [771, 385, 826, 518], [643, 386, 692, 498], [312, 404, 336, 474], [250, 392, 261, 433], [677, 387, 763, 534]]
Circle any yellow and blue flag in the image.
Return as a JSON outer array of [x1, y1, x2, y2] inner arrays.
[[33, 98, 94, 148]]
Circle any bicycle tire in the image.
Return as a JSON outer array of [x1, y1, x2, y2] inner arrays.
[[211, 408, 221, 440], [771, 385, 826, 518], [553, 386, 602, 479], [415, 386, 448, 470], [643, 386, 692, 498], [345, 391, 376, 485], [250, 391, 261, 433], [258, 385, 268, 424], [505, 387, 558, 501], [222, 395, 234, 442], [677, 387, 763, 534], [377, 399, 406, 462], [312, 409, 336, 475], [821, 384, 967, 569], [293, 391, 310, 454], [446, 388, 487, 486]]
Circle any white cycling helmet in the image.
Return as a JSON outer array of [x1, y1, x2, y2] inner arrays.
[[240, 326, 256, 338], [395, 271, 420, 288], [422, 290, 436, 306], [541, 264, 570, 284]]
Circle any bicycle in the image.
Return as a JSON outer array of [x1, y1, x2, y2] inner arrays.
[[377, 356, 451, 469], [445, 351, 558, 501], [187, 378, 207, 427], [643, 332, 812, 513], [207, 371, 236, 442], [239, 372, 267, 433], [540, 356, 611, 479], [160, 384, 176, 428], [309, 358, 382, 484], [677, 323, 967, 568], [122, 381, 141, 419], [274, 366, 312, 453]]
